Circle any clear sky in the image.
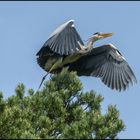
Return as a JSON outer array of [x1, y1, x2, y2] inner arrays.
[[0, 1, 140, 139]]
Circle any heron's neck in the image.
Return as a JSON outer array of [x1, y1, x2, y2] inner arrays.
[[86, 37, 98, 49]]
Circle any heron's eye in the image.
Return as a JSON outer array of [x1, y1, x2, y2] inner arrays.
[[93, 32, 100, 35]]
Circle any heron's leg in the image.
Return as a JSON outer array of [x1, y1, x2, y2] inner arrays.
[[48, 57, 63, 73], [37, 57, 62, 91], [37, 66, 54, 91], [37, 72, 49, 91], [37, 63, 57, 91]]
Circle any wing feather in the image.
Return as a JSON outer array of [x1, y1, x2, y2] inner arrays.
[[37, 20, 84, 56], [106, 63, 112, 87], [118, 68, 123, 91], [102, 63, 110, 86], [68, 44, 137, 91]]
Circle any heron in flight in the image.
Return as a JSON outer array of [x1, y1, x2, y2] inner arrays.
[[36, 20, 137, 91]]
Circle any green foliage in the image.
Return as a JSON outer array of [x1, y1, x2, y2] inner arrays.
[[0, 69, 125, 139]]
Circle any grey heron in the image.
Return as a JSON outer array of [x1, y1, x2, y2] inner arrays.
[[36, 20, 137, 91]]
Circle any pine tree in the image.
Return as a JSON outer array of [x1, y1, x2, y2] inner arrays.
[[0, 69, 125, 139]]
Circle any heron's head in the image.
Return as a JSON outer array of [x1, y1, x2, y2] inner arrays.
[[90, 32, 113, 41]]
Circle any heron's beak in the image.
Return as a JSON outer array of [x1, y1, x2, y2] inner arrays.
[[100, 33, 113, 38]]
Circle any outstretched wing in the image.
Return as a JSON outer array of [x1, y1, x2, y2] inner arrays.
[[36, 20, 84, 56], [68, 44, 137, 91]]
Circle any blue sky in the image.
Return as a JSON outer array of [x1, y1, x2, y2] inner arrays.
[[0, 1, 140, 139]]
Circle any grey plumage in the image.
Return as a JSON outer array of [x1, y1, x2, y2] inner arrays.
[[36, 20, 137, 91], [38, 20, 84, 56], [68, 44, 137, 91]]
